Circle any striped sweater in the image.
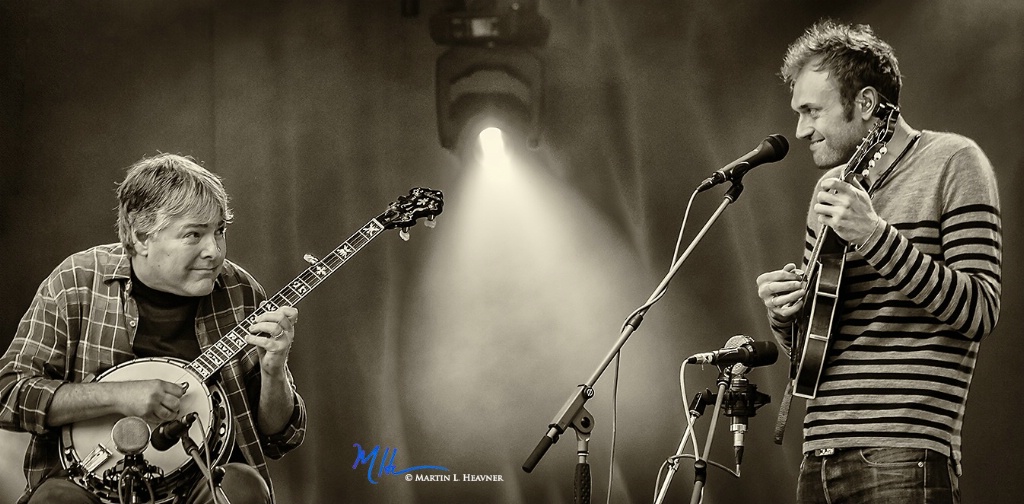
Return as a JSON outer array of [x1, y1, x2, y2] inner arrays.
[[770, 130, 1002, 473]]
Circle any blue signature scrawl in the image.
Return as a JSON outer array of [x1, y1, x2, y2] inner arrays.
[[352, 443, 450, 484]]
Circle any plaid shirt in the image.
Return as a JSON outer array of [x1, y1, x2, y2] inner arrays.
[[0, 244, 306, 502]]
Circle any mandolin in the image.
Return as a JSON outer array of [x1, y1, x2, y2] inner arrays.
[[791, 104, 899, 399]]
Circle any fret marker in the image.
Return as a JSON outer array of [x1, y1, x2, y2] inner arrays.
[[363, 222, 382, 236], [291, 280, 309, 294]]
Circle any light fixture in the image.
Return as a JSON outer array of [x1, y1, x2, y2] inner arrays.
[[431, 1, 550, 151]]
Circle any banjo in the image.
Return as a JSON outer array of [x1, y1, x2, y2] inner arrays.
[[59, 187, 444, 502]]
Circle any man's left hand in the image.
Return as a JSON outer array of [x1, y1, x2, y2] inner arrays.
[[814, 177, 881, 246], [245, 305, 298, 378]]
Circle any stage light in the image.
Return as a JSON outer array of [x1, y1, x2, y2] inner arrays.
[[478, 127, 505, 157], [432, 1, 549, 152]]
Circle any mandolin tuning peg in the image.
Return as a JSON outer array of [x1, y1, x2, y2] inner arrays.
[[424, 215, 436, 229], [399, 228, 410, 241], [303, 254, 319, 265], [878, 146, 888, 155]]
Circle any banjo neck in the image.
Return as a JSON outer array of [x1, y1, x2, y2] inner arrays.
[[183, 186, 443, 382], [185, 217, 387, 381]]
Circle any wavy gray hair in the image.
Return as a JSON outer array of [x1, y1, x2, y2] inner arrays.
[[116, 153, 233, 254]]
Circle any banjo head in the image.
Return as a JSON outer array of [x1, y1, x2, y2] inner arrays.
[[60, 357, 232, 503]]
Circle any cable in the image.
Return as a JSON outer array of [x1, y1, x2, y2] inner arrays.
[[610, 189, 701, 503], [194, 416, 225, 504], [671, 190, 700, 268], [605, 352, 619, 504], [667, 454, 739, 478], [678, 364, 703, 461], [679, 364, 737, 479], [653, 362, 743, 502]]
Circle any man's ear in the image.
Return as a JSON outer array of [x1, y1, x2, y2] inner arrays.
[[133, 230, 151, 256], [856, 87, 880, 121]]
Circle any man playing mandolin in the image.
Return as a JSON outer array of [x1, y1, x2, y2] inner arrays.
[[0, 154, 305, 503], [755, 20, 1001, 503]]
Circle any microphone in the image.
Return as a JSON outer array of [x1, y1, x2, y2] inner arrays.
[[150, 412, 198, 451], [697, 134, 789, 192], [690, 336, 775, 473], [729, 373, 749, 473], [685, 339, 779, 368], [111, 416, 151, 457], [106, 416, 160, 496]]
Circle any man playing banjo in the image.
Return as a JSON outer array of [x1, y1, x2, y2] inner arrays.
[[0, 153, 306, 503]]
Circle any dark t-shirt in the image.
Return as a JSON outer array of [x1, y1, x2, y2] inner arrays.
[[130, 272, 202, 362]]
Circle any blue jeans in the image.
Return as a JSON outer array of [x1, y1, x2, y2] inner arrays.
[[797, 447, 960, 504]]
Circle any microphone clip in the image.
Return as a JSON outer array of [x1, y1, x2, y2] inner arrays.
[[721, 375, 771, 420]]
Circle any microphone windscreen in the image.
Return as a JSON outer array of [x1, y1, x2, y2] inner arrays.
[[749, 340, 780, 367], [765, 134, 790, 161], [111, 416, 151, 456], [729, 339, 778, 375]]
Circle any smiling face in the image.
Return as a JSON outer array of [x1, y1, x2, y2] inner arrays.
[[131, 209, 227, 297], [790, 62, 869, 169]]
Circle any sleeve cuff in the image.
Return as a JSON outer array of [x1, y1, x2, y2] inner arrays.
[[855, 218, 888, 254], [19, 377, 63, 434], [263, 392, 305, 445]]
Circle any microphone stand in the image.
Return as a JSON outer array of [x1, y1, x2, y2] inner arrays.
[[652, 388, 711, 504], [523, 182, 747, 490], [686, 377, 729, 504], [105, 452, 159, 504], [573, 407, 594, 504], [654, 368, 771, 503]]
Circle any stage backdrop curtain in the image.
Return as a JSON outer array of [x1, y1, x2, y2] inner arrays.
[[2, 1, 1021, 502]]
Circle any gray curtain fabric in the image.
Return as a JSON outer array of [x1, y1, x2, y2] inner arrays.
[[2, 1, 1021, 502]]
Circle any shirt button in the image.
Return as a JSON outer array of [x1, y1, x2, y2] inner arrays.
[[129, 320, 137, 327]]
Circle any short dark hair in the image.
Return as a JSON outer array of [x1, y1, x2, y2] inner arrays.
[[781, 19, 902, 119]]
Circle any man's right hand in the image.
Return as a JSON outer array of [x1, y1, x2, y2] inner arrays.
[[113, 380, 185, 423], [756, 262, 807, 323], [45, 379, 187, 427]]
